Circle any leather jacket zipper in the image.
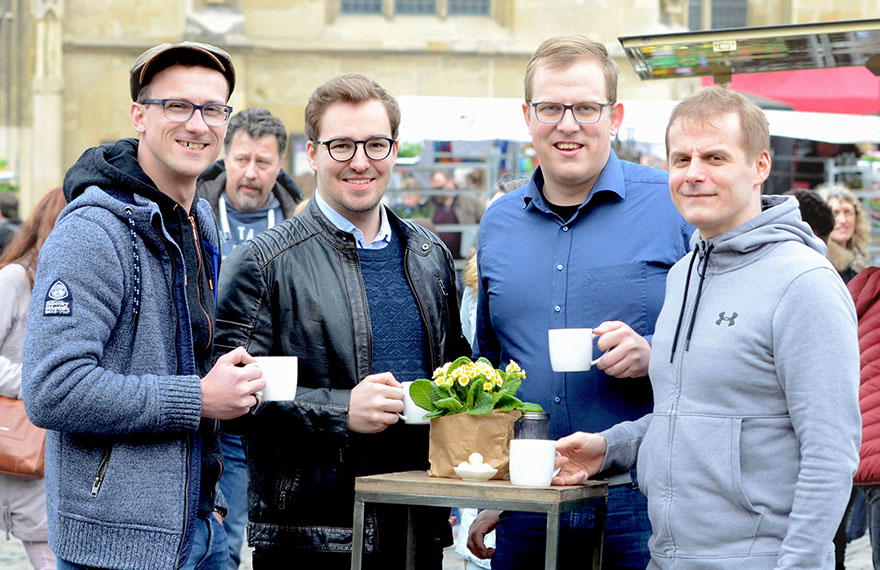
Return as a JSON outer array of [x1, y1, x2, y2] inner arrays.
[[90, 446, 113, 498]]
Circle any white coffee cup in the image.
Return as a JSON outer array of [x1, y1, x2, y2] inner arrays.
[[398, 381, 430, 425], [509, 439, 561, 487], [548, 328, 601, 372], [254, 356, 298, 402]]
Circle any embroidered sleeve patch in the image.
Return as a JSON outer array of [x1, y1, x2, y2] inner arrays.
[[44, 280, 72, 316]]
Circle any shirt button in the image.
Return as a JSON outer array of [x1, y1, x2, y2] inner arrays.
[[562, 226, 569, 232], [554, 305, 561, 312], [556, 264, 563, 271], [554, 397, 561, 403]]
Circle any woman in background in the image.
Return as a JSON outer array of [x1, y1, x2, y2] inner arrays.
[[0, 187, 66, 570], [819, 184, 871, 283]]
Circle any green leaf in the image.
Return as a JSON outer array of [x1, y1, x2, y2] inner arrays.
[[469, 390, 497, 415], [424, 409, 445, 419], [517, 401, 544, 413], [448, 356, 473, 372], [475, 356, 494, 366], [466, 375, 485, 409], [500, 376, 521, 397], [494, 394, 523, 412], [435, 397, 464, 414], [409, 379, 434, 411]]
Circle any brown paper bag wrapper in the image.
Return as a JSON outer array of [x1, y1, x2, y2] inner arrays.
[[427, 409, 521, 479]]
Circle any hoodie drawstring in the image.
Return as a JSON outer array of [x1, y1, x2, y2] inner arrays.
[[669, 243, 714, 362]]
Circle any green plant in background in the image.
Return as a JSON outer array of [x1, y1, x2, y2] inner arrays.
[[0, 158, 18, 193], [397, 141, 423, 158], [409, 356, 543, 418]]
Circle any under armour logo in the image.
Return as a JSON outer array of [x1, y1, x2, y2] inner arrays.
[[716, 312, 737, 326]]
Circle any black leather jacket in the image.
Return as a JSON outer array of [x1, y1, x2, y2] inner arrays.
[[215, 198, 469, 555]]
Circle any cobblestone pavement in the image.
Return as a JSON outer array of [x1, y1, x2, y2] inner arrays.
[[2, 536, 867, 569]]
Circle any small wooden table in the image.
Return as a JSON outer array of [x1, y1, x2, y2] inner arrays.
[[351, 470, 608, 570]]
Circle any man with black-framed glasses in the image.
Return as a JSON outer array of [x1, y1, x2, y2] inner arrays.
[[23, 41, 266, 570], [467, 35, 693, 569], [214, 73, 469, 569]]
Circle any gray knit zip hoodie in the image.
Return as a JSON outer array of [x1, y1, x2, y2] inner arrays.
[[22, 139, 223, 569]]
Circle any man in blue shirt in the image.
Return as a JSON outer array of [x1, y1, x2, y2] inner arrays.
[[467, 35, 692, 569]]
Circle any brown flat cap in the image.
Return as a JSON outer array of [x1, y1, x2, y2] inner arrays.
[[129, 41, 235, 102]]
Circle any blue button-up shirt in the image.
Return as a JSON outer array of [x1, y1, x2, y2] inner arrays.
[[475, 151, 693, 439], [314, 189, 392, 249]]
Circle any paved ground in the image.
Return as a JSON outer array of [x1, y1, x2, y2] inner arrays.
[[0, 535, 871, 568]]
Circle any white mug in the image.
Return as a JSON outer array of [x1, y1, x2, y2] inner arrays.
[[548, 328, 601, 372], [254, 356, 298, 402], [509, 439, 561, 487], [398, 381, 430, 425]]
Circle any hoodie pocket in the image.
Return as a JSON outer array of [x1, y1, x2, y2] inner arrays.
[[664, 415, 762, 557]]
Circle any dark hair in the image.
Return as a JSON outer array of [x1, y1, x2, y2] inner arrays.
[[0, 187, 67, 286], [0, 191, 18, 219], [304, 74, 400, 141], [790, 189, 834, 241], [224, 108, 288, 157]]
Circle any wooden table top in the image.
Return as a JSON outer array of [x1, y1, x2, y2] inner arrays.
[[354, 470, 607, 504]]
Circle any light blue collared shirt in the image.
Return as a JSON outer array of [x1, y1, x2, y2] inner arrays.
[[314, 189, 392, 250]]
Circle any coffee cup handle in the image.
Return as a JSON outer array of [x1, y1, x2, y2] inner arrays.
[[398, 412, 408, 422], [553, 450, 561, 477]]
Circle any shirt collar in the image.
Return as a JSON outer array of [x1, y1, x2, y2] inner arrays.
[[314, 189, 392, 249], [522, 149, 627, 214]]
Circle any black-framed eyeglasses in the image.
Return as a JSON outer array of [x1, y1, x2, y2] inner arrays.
[[141, 98, 233, 127], [315, 137, 396, 162], [527, 101, 613, 125]]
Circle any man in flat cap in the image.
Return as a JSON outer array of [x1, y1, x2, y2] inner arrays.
[[22, 41, 265, 570]]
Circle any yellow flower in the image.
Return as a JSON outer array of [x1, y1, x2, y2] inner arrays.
[[483, 381, 494, 391], [506, 360, 525, 379], [432, 363, 450, 381]]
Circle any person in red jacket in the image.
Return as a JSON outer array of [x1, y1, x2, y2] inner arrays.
[[849, 266, 880, 569]]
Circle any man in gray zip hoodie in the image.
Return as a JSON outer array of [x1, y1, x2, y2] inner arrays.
[[21, 42, 265, 570], [553, 86, 861, 569]]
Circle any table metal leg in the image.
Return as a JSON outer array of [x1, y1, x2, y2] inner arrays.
[[544, 504, 561, 570], [593, 497, 608, 570], [405, 505, 416, 570], [351, 496, 365, 570]]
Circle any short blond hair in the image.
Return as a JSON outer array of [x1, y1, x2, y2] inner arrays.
[[666, 86, 769, 161], [524, 35, 619, 104]]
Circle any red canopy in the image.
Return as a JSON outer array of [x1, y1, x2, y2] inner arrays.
[[702, 67, 880, 115]]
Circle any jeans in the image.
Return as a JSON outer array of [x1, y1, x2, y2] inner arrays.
[[218, 432, 248, 569], [860, 485, 880, 569], [491, 482, 651, 570], [55, 513, 227, 570], [180, 512, 229, 570]]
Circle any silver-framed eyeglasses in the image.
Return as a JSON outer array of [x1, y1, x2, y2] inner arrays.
[[528, 101, 613, 125], [141, 98, 233, 127], [315, 137, 396, 162]]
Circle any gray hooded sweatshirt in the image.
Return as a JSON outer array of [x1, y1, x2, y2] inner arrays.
[[601, 195, 861, 569]]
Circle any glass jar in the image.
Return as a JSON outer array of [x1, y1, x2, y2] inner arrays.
[[514, 411, 550, 440]]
